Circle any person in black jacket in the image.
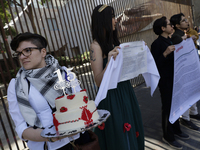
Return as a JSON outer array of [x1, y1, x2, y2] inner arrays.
[[170, 13, 200, 131], [151, 16, 189, 150]]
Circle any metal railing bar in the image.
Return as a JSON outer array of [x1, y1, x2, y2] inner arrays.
[[7, 0, 19, 34], [54, 0, 72, 67], [40, 0, 57, 54], [28, 0, 41, 34], [73, 0, 96, 98], [0, 97, 12, 150], [77, 0, 90, 49], [87, 0, 100, 96], [56, 0, 74, 67], [45, 0, 62, 60], [0, 56, 8, 95], [43, 0, 59, 55], [13, 0, 24, 33], [0, 50, 11, 88], [0, 16, 17, 76], [57, 0, 76, 68], [79, 0, 97, 96], [0, 0, 14, 39], [19, 0, 30, 32], [0, 137, 3, 150], [0, 112, 12, 149], [35, 0, 51, 54], [69, 0, 94, 99], [61, 1, 88, 96], [48, 0, 64, 64]]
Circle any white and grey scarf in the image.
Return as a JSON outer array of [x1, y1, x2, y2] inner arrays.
[[15, 54, 71, 128]]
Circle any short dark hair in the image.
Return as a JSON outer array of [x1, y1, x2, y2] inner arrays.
[[10, 32, 47, 51], [153, 16, 167, 35], [170, 13, 185, 30]]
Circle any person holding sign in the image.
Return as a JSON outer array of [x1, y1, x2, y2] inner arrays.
[[90, 4, 144, 150], [170, 13, 200, 131], [7, 32, 96, 150], [151, 16, 189, 150]]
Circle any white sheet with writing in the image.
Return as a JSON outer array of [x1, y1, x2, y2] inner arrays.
[[169, 38, 200, 123], [119, 41, 147, 82], [95, 41, 160, 106]]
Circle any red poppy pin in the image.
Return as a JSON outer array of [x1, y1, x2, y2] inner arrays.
[[98, 123, 105, 130], [123, 123, 131, 132], [136, 131, 139, 138]]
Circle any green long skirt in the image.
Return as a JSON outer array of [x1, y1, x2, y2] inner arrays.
[[94, 81, 144, 150]]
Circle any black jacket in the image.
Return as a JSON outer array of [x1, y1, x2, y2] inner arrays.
[[171, 29, 185, 45], [151, 35, 174, 87]]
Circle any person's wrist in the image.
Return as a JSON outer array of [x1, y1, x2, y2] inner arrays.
[[163, 52, 167, 58]]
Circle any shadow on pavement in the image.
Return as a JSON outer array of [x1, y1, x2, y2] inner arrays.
[[134, 83, 200, 150]]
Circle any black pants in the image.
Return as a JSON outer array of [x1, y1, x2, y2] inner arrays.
[[159, 84, 182, 142], [57, 131, 91, 150]]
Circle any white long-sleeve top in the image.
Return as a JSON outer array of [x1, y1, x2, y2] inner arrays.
[[7, 73, 81, 150]]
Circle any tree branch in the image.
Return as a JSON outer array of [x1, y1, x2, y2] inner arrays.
[[10, 0, 23, 7]]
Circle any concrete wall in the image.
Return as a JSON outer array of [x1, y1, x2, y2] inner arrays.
[[192, 0, 200, 27], [119, 0, 193, 49]]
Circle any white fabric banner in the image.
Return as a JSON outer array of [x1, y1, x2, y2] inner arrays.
[[95, 41, 160, 106], [169, 38, 200, 123]]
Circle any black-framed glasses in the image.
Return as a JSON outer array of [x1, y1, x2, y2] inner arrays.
[[180, 18, 188, 23], [167, 23, 173, 27], [13, 47, 42, 57]]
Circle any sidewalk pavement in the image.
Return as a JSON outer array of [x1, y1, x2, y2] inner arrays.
[[134, 83, 200, 150]]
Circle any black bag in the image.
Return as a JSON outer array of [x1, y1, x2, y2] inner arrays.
[[74, 130, 101, 150]]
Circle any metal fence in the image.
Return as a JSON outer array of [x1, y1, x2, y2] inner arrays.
[[0, 0, 192, 149]]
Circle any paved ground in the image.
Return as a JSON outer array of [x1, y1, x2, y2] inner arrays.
[[1, 82, 200, 150], [135, 83, 200, 150]]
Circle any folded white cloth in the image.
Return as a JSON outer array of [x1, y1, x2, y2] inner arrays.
[[95, 48, 123, 106], [142, 45, 160, 96], [95, 42, 160, 106]]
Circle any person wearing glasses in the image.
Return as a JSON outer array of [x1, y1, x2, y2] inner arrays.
[[90, 4, 144, 150], [170, 13, 200, 131], [7, 32, 93, 150], [170, 13, 197, 44], [151, 16, 189, 150]]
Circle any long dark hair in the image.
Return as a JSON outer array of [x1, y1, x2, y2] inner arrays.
[[91, 5, 120, 57]]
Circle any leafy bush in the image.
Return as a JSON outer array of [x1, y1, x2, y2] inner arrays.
[[0, 67, 20, 84], [56, 51, 90, 66]]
